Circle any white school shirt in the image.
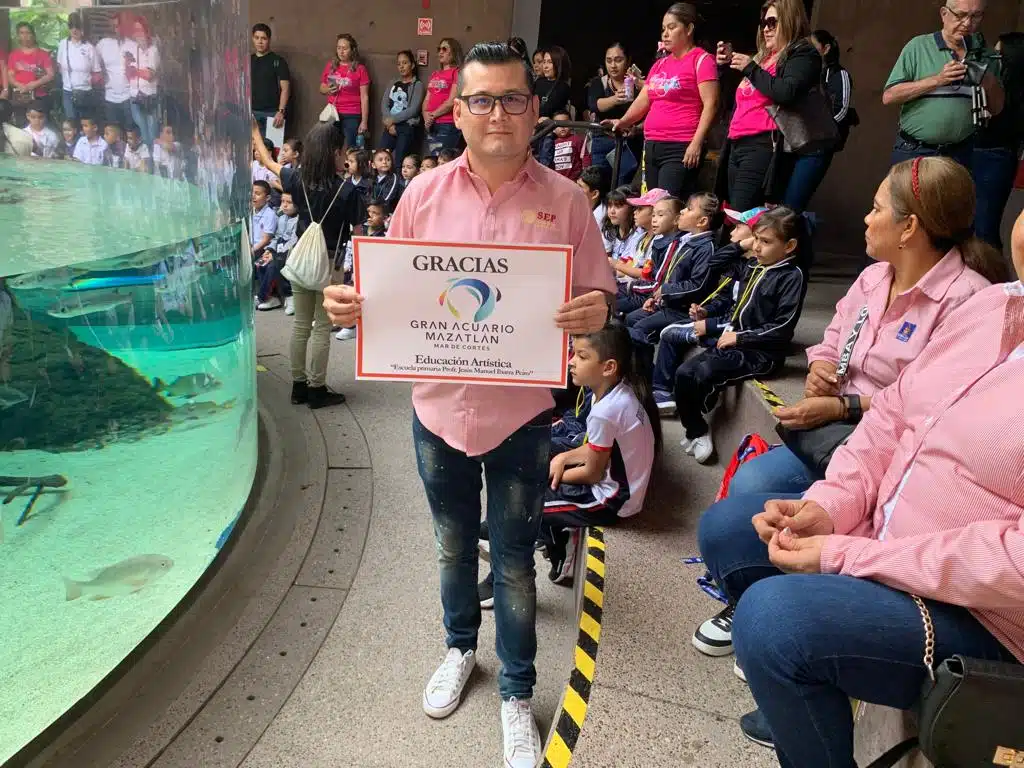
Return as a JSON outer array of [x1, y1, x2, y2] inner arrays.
[[25, 125, 59, 158], [96, 37, 129, 103], [124, 141, 151, 171], [124, 41, 160, 97], [152, 142, 184, 179], [57, 38, 100, 92], [586, 382, 656, 518], [72, 135, 109, 165]]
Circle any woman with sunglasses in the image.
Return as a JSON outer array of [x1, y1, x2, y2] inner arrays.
[[423, 37, 464, 155], [715, 0, 821, 211]]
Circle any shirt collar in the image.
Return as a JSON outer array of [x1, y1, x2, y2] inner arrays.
[[863, 249, 967, 302], [933, 31, 981, 53], [451, 150, 544, 189]]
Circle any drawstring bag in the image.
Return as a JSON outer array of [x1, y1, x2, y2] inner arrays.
[[319, 103, 339, 123], [281, 180, 343, 291]]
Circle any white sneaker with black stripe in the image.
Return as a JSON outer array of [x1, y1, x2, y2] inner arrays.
[[692, 604, 735, 656]]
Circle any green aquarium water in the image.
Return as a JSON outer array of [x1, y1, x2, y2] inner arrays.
[[0, 152, 256, 761]]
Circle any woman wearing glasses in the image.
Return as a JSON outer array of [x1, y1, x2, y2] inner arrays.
[[423, 37, 464, 155], [715, 0, 821, 211]]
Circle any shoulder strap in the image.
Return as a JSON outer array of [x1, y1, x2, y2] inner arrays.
[[835, 305, 870, 379], [302, 178, 345, 226]]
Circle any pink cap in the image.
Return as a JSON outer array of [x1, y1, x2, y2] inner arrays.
[[724, 205, 769, 227], [626, 188, 670, 207]]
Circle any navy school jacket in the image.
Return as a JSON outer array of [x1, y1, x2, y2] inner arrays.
[[628, 233, 682, 296]]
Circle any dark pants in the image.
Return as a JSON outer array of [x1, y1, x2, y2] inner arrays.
[[699, 493, 1017, 768], [782, 150, 835, 213], [591, 133, 638, 186], [890, 133, 974, 170], [651, 322, 699, 394], [971, 145, 1018, 250], [106, 99, 134, 131], [337, 114, 362, 150], [644, 139, 702, 199], [253, 109, 278, 138], [536, 134, 555, 168], [413, 411, 549, 700], [539, 483, 622, 562], [256, 250, 292, 301], [426, 122, 461, 155], [727, 133, 776, 211], [379, 121, 417, 166], [63, 89, 99, 124], [626, 305, 689, 372], [614, 291, 647, 317], [674, 348, 777, 439]]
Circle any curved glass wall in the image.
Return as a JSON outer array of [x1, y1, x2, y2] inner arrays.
[[0, 0, 254, 761]]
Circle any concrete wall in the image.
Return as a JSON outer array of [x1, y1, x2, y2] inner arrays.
[[810, 0, 1023, 253], [249, 0, 514, 141]]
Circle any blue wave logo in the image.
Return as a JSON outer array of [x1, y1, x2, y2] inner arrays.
[[438, 278, 502, 323]]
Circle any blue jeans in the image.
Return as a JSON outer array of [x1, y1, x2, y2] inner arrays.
[[413, 411, 549, 700], [130, 101, 159, 147], [727, 444, 821, 496], [699, 493, 1017, 768], [426, 122, 461, 155], [782, 150, 835, 213], [253, 109, 278, 138], [591, 133, 638, 186], [536, 134, 555, 168], [337, 114, 362, 150], [63, 89, 98, 123], [106, 99, 134, 131], [971, 145, 1018, 249], [378, 121, 417, 166], [891, 134, 974, 171]]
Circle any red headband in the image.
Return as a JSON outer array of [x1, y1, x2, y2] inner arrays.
[[911, 157, 922, 202]]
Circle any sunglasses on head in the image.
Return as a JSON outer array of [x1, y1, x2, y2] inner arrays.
[[761, 15, 779, 31]]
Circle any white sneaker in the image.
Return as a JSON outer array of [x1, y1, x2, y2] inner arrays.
[[423, 648, 475, 719], [256, 297, 282, 311], [680, 437, 695, 455], [335, 327, 357, 340], [692, 604, 735, 657], [501, 697, 542, 768], [692, 434, 714, 464], [656, 400, 677, 417], [283, 296, 295, 315]]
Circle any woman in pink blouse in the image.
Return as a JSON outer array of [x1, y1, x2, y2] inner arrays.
[[608, 3, 719, 199], [728, 156, 1005, 497], [695, 174, 1022, 763], [320, 34, 370, 150], [422, 37, 463, 155]]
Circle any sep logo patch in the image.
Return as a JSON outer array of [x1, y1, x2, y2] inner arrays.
[[896, 322, 917, 342], [521, 209, 558, 228]]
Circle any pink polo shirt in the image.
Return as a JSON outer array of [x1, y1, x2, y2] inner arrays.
[[805, 249, 989, 397], [728, 60, 778, 139], [806, 282, 1024, 662], [388, 152, 616, 456]]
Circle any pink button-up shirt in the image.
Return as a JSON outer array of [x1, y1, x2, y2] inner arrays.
[[806, 282, 1024, 661], [806, 249, 989, 397], [388, 152, 616, 456]]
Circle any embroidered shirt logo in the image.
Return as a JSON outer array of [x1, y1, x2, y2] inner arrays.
[[521, 209, 558, 228], [896, 322, 917, 342]]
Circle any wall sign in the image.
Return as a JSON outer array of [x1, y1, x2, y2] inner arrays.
[[417, 17, 433, 36], [416, 49, 429, 67]]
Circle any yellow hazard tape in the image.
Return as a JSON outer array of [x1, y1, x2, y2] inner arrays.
[[541, 527, 606, 768], [752, 379, 786, 409]]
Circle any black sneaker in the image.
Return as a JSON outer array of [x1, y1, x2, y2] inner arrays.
[[739, 709, 775, 750], [691, 604, 736, 657], [479, 520, 489, 540], [306, 386, 346, 410], [291, 380, 308, 405], [478, 572, 494, 609]]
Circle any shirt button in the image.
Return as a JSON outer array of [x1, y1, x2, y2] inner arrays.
[[924, 417, 934, 425]]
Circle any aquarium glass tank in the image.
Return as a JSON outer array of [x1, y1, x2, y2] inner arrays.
[[0, 0, 255, 761]]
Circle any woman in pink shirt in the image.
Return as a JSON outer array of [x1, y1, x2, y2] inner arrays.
[[726, 157, 1003, 498], [6, 22, 55, 123], [695, 167, 1020, 763], [423, 37, 463, 155], [714, 0, 820, 211], [320, 34, 370, 150], [609, 3, 719, 199]]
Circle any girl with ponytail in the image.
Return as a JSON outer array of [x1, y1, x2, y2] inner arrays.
[[540, 322, 661, 584]]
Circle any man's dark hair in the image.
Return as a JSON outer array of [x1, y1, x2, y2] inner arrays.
[[253, 180, 272, 195], [438, 147, 459, 162], [456, 42, 534, 96], [367, 198, 387, 211], [26, 100, 47, 115], [252, 23, 271, 38], [579, 166, 611, 199]]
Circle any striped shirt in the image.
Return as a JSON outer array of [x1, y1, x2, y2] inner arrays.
[[807, 282, 1024, 661]]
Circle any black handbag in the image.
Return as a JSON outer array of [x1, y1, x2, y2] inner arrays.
[[776, 305, 869, 472], [765, 85, 840, 155], [866, 597, 1024, 768]]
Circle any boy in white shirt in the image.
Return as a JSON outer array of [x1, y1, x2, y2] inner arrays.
[[25, 102, 59, 158], [103, 123, 126, 168], [72, 116, 109, 165], [152, 124, 185, 180], [123, 126, 152, 172]]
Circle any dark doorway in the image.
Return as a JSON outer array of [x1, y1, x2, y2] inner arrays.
[[537, 0, 815, 117]]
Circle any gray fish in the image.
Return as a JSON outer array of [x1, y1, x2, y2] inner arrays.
[[154, 373, 222, 399], [63, 554, 174, 601]]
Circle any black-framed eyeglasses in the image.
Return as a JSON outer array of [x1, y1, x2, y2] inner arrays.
[[458, 93, 531, 115], [943, 5, 984, 22], [761, 15, 779, 31]]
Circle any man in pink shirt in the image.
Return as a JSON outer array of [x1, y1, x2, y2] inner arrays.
[[694, 210, 1024, 764], [323, 42, 614, 768]]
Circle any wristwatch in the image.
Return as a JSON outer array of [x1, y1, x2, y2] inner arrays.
[[843, 395, 863, 423]]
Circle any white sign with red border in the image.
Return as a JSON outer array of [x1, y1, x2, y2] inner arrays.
[[353, 237, 573, 387]]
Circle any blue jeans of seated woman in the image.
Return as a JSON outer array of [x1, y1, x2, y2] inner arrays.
[[727, 444, 821, 496], [426, 122, 460, 155], [699, 493, 1017, 768], [413, 411, 549, 700], [336, 114, 362, 150], [378, 121, 417, 166]]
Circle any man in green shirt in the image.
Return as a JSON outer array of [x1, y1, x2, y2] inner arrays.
[[883, 0, 1003, 168]]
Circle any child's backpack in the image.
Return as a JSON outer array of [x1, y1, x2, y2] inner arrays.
[[282, 180, 343, 291], [715, 433, 772, 502]]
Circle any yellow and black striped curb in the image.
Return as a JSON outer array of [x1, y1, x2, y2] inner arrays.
[[752, 379, 786, 409], [542, 527, 606, 768]]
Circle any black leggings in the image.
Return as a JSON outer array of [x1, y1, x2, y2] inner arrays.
[[727, 132, 776, 211], [644, 139, 703, 199]]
